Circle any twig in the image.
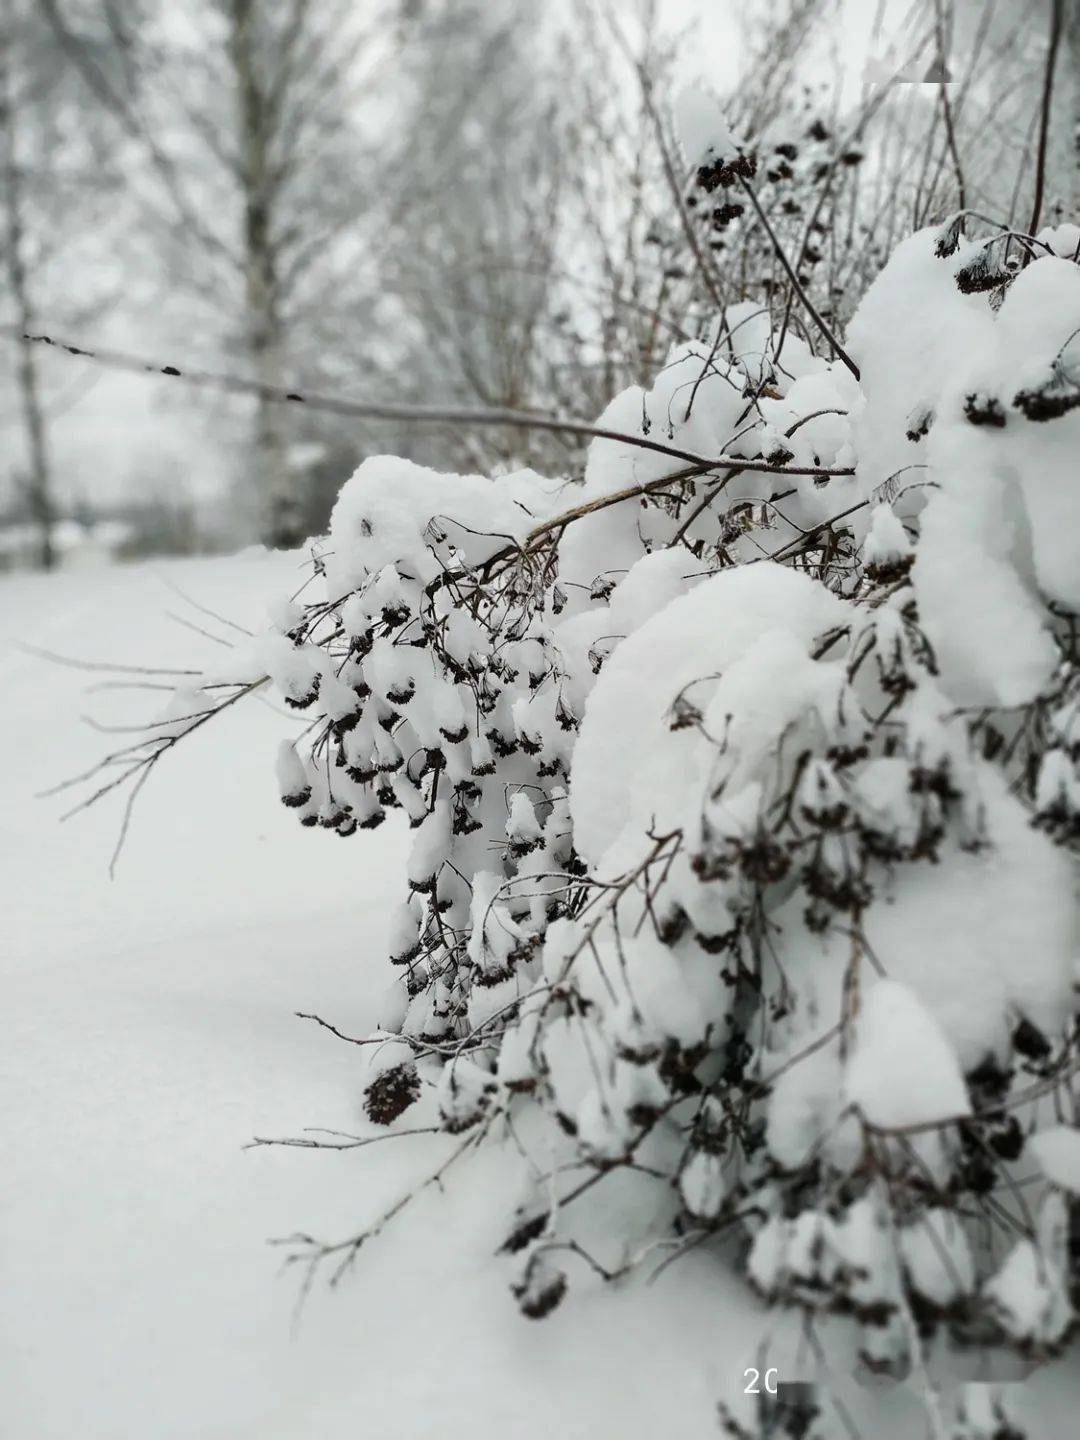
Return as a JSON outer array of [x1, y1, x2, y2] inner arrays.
[[154, 570, 254, 636], [294, 1010, 368, 1046], [247, 1126, 441, 1152], [8, 326, 832, 477], [737, 177, 861, 381], [271, 1121, 487, 1310], [15, 641, 201, 676], [765, 498, 868, 564], [932, 0, 965, 212]]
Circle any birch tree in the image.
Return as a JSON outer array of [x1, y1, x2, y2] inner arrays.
[[1, 0, 125, 568], [41, 0, 385, 548], [0, 19, 52, 567]]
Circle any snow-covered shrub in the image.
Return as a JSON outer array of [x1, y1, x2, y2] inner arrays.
[[82, 115, 1079, 1432], [265, 212, 1076, 1391]]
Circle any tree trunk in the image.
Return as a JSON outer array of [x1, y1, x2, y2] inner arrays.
[[1, 24, 55, 570], [226, 0, 303, 549]]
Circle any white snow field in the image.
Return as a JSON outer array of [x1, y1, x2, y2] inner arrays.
[[2, 552, 1078, 1438]]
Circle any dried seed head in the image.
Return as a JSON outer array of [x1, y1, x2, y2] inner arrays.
[[935, 216, 965, 259], [1014, 359, 1080, 422], [955, 245, 1010, 294], [964, 392, 1007, 428], [512, 1253, 568, 1320], [364, 1062, 421, 1126]]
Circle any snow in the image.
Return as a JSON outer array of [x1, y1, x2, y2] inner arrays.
[[1030, 1126, 1080, 1195], [673, 85, 741, 171], [862, 500, 912, 571], [983, 1193, 1074, 1349], [0, 553, 784, 1439], [899, 1209, 975, 1306], [913, 459, 1058, 707], [575, 928, 720, 1051], [570, 563, 847, 873], [848, 230, 1080, 700], [324, 454, 561, 597], [551, 548, 704, 713], [991, 257, 1080, 610], [845, 980, 971, 1129], [1038, 222, 1080, 260], [858, 764, 1075, 1071], [846, 223, 995, 524], [765, 1045, 849, 1171]]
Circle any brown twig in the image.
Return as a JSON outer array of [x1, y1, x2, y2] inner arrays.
[[8, 326, 795, 477], [737, 177, 861, 381]]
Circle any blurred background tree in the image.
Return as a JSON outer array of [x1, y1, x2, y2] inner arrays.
[[1, 0, 129, 568]]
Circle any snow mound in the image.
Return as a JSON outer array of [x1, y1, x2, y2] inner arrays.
[[570, 563, 847, 872], [845, 980, 970, 1129]]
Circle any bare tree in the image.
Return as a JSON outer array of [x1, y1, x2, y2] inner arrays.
[[371, 0, 687, 477], [223, 0, 299, 546], [40, 0, 386, 547], [0, 17, 53, 567], [1, 0, 126, 568]]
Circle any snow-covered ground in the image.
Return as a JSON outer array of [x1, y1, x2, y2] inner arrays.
[[0, 552, 759, 1439], [3, 553, 1078, 1438]]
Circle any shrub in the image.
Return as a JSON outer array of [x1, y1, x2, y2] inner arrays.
[[76, 117, 1080, 1435]]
